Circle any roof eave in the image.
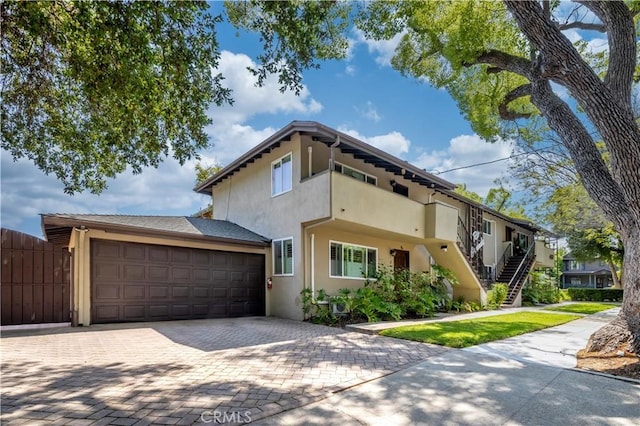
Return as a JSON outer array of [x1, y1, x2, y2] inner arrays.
[[40, 215, 270, 248]]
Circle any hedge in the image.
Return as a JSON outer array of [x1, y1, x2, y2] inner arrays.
[[567, 288, 623, 302]]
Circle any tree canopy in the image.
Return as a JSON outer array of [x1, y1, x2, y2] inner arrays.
[[1, 1, 232, 193]]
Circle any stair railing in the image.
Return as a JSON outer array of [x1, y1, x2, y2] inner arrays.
[[495, 242, 513, 279], [457, 216, 470, 257], [506, 241, 535, 296]]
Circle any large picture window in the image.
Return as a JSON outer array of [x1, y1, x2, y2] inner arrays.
[[272, 153, 292, 196], [273, 238, 293, 275], [330, 241, 377, 279]]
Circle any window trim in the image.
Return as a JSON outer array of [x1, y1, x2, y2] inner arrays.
[[272, 237, 294, 276], [271, 152, 293, 197], [329, 240, 378, 280], [482, 219, 494, 235], [334, 161, 377, 186]]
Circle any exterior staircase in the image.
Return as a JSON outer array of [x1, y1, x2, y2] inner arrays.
[[497, 243, 536, 305]]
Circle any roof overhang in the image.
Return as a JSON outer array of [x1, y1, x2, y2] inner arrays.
[[40, 214, 270, 248], [194, 121, 456, 195]]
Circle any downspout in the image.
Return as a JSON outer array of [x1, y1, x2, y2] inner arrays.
[[311, 233, 315, 296], [308, 146, 313, 178]]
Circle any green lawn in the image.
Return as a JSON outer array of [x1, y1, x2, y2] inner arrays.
[[380, 312, 581, 348], [544, 303, 618, 315]]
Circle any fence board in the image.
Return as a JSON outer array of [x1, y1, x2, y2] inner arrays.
[[1, 228, 70, 325]]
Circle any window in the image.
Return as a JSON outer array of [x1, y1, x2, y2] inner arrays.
[[569, 261, 583, 271], [273, 238, 293, 275], [272, 153, 292, 196], [570, 277, 582, 286], [334, 162, 377, 186], [330, 241, 377, 279], [482, 219, 492, 235]]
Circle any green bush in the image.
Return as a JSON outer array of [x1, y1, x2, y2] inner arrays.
[[567, 288, 623, 302], [301, 265, 455, 325], [486, 283, 508, 309], [522, 272, 562, 304]]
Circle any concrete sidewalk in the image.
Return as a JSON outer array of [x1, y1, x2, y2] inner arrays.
[[257, 307, 640, 425]]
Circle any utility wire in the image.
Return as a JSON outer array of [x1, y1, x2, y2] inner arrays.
[[430, 149, 553, 175]]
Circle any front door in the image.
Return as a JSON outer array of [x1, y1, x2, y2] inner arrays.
[[393, 250, 410, 271]]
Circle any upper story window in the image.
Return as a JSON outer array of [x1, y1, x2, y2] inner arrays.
[[568, 260, 583, 271], [272, 153, 292, 196], [334, 162, 377, 186], [273, 237, 293, 276], [482, 219, 492, 235], [330, 241, 377, 279]]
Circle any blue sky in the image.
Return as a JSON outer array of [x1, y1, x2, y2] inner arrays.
[[0, 4, 607, 238]]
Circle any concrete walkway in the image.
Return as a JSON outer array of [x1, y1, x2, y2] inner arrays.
[[258, 307, 640, 425]]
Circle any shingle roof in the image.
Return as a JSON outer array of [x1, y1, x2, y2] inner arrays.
[[40, 214, 269, 247]]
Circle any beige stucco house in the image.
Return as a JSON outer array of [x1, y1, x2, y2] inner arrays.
[[41, 121, 555, 325], [195, 121, 556, 320]]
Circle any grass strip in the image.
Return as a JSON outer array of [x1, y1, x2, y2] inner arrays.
[[380, 311, 580, 348], [544, 303, 618, 315]]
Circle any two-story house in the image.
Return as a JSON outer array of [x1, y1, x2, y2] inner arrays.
[[561, 254, 616, 289], [195, 121, 554, 319], [41, 121, 555, 325]]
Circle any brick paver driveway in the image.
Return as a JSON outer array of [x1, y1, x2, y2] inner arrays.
[[1, 317, 447, 425]]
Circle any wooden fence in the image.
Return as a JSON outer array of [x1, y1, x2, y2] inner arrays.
[[1, 228, 71, 325]]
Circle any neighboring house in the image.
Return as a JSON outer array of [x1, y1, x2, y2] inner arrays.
[[561, 254, 615, 289], [195, 121, 555, 320], [41, 121, 556, 325]]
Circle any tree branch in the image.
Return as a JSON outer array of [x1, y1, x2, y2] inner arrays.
[[499, 84, 532, 120], [528, 77, 634, 234], [557, 21, 606, 32], [577, 0, 636, 103], [470, 49, 533, 79]]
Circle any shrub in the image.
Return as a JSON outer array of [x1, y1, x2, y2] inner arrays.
[[567, 288, 623, 302], [522, 272, 562, 304], [486, 283, 508, 309]]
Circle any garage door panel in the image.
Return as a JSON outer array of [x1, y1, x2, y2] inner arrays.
[[123, 305, 145, 320], [94, 263, 120, 280], [192, 252, 210, 265], [172, 305, 190, 317], [172, 286, 189, 298], [149, 286, 169, 298], [193, 269, 210, 281], [193, 287, 209, 298], [171, 249, 190, 264], [149, 305, 169, 318], [123, 245, 146, 260], [95, 285, 120, 300], [149, 266, 169, 281], [95, 305, 119, 322], [123, 285, 145, 299], [94, 241, 121, 258], [91, 239, 265, 323], [123, 264, 145, 280], [149, 247, 169, 262], [172, 268, 191, 281]]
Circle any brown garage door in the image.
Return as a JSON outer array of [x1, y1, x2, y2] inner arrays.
[[91, 239, 265, 323]]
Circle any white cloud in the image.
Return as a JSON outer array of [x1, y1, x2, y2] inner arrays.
[[355, 101, 382, 122], [1, 151, 206, 238], [413, 134, 514, 197], [352, 29, 404, 67], [338, 127, 411, 158], [344, 64, 356, 76]]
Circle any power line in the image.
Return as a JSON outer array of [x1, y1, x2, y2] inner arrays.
[[430, 149, 548, 175]]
